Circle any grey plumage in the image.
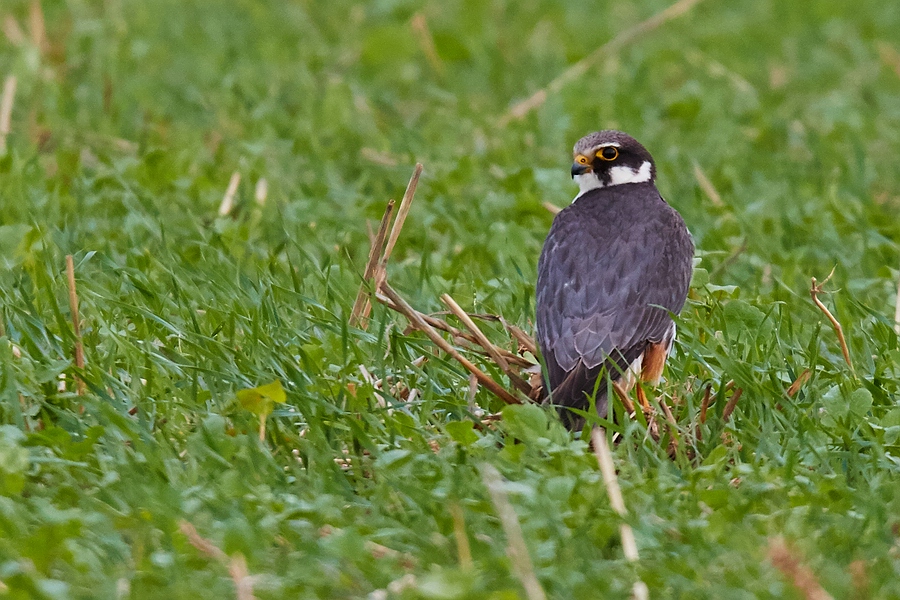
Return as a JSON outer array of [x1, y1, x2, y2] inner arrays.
[[536, 131, 693, 430]]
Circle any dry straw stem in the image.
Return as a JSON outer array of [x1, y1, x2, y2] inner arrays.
[[449, 501, 473, 571], [481, 463, 547, 600], [877, 41, 900, 80], [350, 199, 395, 326], [29, 0, 48, 53], [377, 292, 534, 368], [894, 265, 900, 335], [786, 369, 811, 398], [179, 520, 258, 600], [65, 255, 86, 395], [692, 161, 723, 207], [810, 270, 855, 376], [440, 293, 533, 395], [3, 16, 27, 46], [542, 201, 562, 215], [502, 318, 539, 356], [411, 13, 445, 78], [0, 75, 17, 154], [219, 172, 241, 216], [254, 178, 268, 206], [499, 0, 709, 125], [768, 537, 834, 600], [591, 428, 649, 600], [380, 283, 521, 405]]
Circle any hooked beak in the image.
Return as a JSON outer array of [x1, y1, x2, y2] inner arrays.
[[571, 162, 590, 178]]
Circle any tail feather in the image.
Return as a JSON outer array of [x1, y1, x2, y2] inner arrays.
[[543, 343, 648, 431]]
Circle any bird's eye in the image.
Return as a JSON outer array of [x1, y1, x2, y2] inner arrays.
[[598, 147, 618, 161]]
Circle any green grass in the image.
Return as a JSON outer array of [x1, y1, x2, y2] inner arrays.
[[2, 0, 900, 597]]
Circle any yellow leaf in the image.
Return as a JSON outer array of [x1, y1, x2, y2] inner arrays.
[[236, 380, 286, 416]]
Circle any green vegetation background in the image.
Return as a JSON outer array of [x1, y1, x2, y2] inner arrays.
[[1, 0, 900, 597]]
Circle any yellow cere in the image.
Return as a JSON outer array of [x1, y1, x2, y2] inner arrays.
[[576, 155, 590, 165]]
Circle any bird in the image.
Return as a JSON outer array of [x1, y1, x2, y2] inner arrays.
[[535, 130, 694, 431]]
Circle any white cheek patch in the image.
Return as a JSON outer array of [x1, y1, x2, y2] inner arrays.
[[608, 161, 653, 186], [572, 160, 653, 201]]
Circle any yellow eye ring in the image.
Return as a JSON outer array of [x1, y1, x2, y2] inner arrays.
[[597, 146, 618, 161]]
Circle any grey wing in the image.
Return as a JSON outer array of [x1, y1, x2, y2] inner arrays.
[[536, 204, 693, 389]]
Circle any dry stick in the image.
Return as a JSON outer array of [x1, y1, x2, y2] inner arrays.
[[591, 428, 649, 600], [481, 463, 547, 600], [810, 273, 855, 376], [449, 502, 473, 571], [381, 283, 520, 405], [768, 537, 834, 600], [65, 255, 86, 396], [722, 387, 743, 422], [360, 163, 424, 322], [500, 0, 708, 125], [350, 199, 396, 326], [0, 75, 16, 154], [441, 294, 532, 395]]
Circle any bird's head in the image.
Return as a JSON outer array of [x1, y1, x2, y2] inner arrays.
[[571, 130, 656, 197]]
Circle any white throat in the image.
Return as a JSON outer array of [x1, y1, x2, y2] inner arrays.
[[573, 160, 653, 201]]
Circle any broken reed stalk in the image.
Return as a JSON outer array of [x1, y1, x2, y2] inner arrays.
[[0, 75, 16, 154], [810, 272, 855, 376], [375, 163, 423, 288], [768, 537, 834, 600], [440, 293, 533, 395], [590, 428, 649, 600], [356, 163, 424, 324], [350, 199, 395, 326], [381, 283, 521, 405], [65, 255, 86, 395], [480, 463, 547, 600], [894, 264, 900, 335], [500, 0, 708, 125]]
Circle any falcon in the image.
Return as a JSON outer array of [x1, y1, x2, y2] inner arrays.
[[536, 130, 693, 430]]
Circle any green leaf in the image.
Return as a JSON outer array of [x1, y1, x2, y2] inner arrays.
[[501, 403, 549, 442], [847, 388, 873, 420], [445, 420, 478, 446], [236, 380, 286, 417]]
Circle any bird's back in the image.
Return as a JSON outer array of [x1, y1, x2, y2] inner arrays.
[[536, 183, 693, 423]]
